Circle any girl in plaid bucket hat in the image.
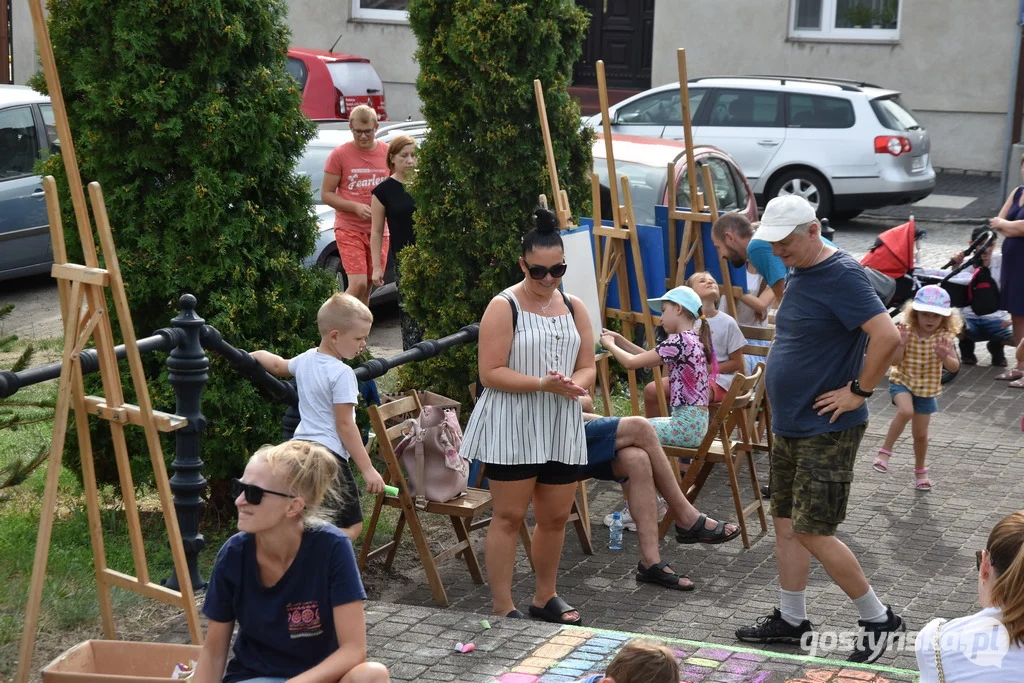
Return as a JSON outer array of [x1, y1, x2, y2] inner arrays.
[[873, 285, 962, 490]]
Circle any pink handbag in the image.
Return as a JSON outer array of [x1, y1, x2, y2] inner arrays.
[[394, 405, 469, 509]]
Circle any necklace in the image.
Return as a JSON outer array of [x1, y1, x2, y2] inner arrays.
[[522, 282, 556, 314], [810, 240, 829, 266]]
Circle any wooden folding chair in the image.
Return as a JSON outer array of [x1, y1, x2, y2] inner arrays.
[[361, 392, 491, 607], [656, 366, 768, 548], [465, 384, 594, 565], [740, 324, 775, 452]]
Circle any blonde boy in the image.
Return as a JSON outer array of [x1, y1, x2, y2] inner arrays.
[[253, 293, 385, 541]]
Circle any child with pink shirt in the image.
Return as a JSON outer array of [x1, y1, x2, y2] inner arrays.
[[600, 286, 716, 447]]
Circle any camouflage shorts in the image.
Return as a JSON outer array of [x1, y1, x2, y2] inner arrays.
[[769, 424, 866, 536]]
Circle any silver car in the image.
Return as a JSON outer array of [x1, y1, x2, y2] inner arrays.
[[0, 85, 58, 282], [585, 76, 935, 221]]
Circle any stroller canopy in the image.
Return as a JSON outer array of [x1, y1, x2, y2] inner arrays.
[[860, 218, 919, 278]]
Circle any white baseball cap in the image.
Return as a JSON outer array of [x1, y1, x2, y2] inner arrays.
[[755, 195, 818, 243]]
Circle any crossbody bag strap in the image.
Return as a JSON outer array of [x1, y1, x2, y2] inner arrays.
[[933, 619, 948, 683], [414, 433, 428, 511]]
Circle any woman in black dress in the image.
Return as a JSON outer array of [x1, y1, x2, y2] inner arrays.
[[370, 135, 420, 348]]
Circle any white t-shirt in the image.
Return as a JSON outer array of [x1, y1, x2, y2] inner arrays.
[[703, 311, 746, 391], [736, 269, 768, 327], [287, 349, 359, 459], [916, 607, 1024, 682]]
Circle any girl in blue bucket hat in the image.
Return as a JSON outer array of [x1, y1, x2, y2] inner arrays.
[[600, 286, 717, 447], [873, 285, 962, 491]]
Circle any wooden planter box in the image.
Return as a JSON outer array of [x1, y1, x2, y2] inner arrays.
[[42, 641, 203, 683]]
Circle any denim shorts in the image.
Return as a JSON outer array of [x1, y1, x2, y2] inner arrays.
[[889, 382, 938, 415], [578, 417, 624, 482], [964, 316, 1013, 342]]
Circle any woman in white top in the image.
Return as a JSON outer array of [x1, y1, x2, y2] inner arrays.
[[461, 208, 595, 625], [916, 510, 1024, 681]]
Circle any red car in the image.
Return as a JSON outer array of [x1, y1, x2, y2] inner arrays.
[[592, 134, 758, 227], [286, 47, 387, 121]]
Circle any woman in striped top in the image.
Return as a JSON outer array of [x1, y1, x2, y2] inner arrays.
[[461, 208, 595, 625]]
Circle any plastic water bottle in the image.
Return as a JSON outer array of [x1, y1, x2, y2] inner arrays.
[[608, 511, 623, 550]]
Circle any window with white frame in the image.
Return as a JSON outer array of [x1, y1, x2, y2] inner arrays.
[[351, 0, 409, 22], [791, 0, 900, 40]]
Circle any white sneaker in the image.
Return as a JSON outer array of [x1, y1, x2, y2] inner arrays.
[[603, 503, 637, 531]]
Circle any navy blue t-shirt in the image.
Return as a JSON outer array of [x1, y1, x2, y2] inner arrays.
[[203, 525, 366, 683], [765, 250, 885, 438]]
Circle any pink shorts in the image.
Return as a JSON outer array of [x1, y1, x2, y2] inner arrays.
[[335, 229, 389, 277]]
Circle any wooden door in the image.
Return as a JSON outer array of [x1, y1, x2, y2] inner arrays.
[[574, 0, 655, 90]]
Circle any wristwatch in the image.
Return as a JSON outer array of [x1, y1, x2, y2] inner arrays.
[[850, 380, 874, 398]]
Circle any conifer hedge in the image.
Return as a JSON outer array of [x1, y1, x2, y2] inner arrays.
[[400, 0, 594, 401], [31, 0, 333, 492]]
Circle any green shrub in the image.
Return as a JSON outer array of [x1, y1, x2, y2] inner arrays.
[[29, 0, 334, 493], [398, 0, 594, 401]]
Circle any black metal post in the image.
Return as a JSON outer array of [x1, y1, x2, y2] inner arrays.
[[163, 294, 209, 591]]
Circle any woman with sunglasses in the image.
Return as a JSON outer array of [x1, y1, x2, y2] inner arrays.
[[461, 207, 595, 625], [194, 441, 390, 683], [916, 510, 1024, 681]]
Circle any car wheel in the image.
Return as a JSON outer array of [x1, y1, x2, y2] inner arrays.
[[320, 249, 348, 291], [768, 169, 833, 219], [832, 209, 864, 222]]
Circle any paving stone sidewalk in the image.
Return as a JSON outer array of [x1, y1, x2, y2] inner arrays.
[[861, 171, 1005, 223]]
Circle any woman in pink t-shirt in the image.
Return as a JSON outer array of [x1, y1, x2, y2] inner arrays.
[[320, 105, 390, 306]]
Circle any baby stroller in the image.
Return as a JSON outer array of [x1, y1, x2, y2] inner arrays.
[[860, 218, 997, 384], [860, 217, 997, 316]]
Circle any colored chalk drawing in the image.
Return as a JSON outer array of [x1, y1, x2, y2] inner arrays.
[[489, 627, 919, 683]]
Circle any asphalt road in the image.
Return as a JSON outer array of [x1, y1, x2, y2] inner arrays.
[[0, 214, 976, 357]]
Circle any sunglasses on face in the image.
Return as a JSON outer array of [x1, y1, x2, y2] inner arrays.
[[523, 261, 567, 280], [231, 478, 294, 505]]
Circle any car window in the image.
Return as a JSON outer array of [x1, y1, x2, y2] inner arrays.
[[327, 62, 384, 95], [786, 94, 855, 128], [871, 96, 922, 132], [706, 89, 782, 127], [39, 104, 60, 149], [0, 106, 40, 179], [593, 159, 662, 226], [676, 157, 742, 212], [615, 89, 705, 126], [286, 57, 309, 91]]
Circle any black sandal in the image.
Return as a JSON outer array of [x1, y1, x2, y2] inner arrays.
[[675, 513, 741, 545], [636, 561, 695, 591], [505, 609, 525, 619], [528, 595, 582, 626]]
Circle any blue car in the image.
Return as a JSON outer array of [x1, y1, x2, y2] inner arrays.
[[0, 85, 57, 282]]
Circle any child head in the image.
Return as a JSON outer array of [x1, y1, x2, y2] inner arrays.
[[686, 271, 721, 307], [601, 640, 678, 683], [318, 292, 373, 360], [903, 285, 963, 337], [235, 441, 341, 532], [647, 286, 714, 366], [980, 510, 1024, 646]]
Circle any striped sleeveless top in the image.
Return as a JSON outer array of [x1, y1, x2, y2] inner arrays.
[[460, 288, 586, 466]]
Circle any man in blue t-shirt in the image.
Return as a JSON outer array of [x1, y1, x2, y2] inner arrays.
[[711, 211, 836, 304], [732, 196, 904, 665]]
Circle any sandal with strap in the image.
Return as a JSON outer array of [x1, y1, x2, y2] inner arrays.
[[873, 448, 892, 473], [1009, 377, 1024, 389], [675, 513, 741, 545], [505, 609, 525, 619], [636, 561, 695, 591], [995, 369, 1024, 381], [528, 596, 582, 626], [914, 468, 933, 491]]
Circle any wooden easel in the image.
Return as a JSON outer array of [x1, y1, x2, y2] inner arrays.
[[590, 61, 669, 418], [17, 3, 202, 681], [666, 48, 739, 319], [533, 79, 604, 543]]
